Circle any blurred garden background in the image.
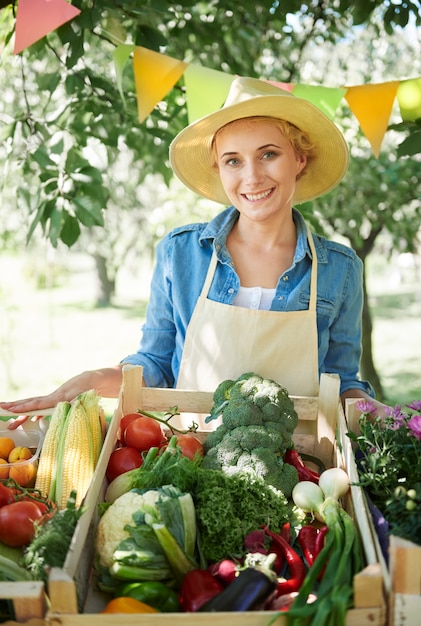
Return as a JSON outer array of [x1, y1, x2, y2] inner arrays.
[[0, 0, 420, 411]]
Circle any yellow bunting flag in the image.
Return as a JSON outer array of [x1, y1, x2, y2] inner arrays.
[[132, 46, 188, 123], [13, 0, 81, 55], [345, 81, 400, 157], [292, 84, 347, 120], [183, 65, 235, 122], [113, 44, 136, 104], [397, 77, 421, 122]]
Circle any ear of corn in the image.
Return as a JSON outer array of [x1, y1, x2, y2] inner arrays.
[[35, 390, 104, 509], [35, 401, 71, 499]]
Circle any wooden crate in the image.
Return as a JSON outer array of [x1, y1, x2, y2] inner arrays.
[[346, 399, 421, 626], [0, 581, 46, 625], [46, 365, 386, 626]]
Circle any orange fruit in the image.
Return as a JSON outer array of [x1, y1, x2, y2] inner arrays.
[[0, 437, 15, 460], [100, 597, 158, 614], [9, 461, 37, 488], [0, 458, 9, 480], [8, 446, 32, 463]]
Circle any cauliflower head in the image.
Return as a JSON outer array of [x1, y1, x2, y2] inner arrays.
[[95, 489, 159, 568]]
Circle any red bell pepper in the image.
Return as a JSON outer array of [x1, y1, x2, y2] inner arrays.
[[180, 568, 224, 612]]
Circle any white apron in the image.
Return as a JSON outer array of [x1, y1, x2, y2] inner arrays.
[[176, 223, 319, 429]]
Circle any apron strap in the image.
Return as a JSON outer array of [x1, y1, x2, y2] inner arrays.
[[306, 222, 318, 313], [201, 221, 318, 311], [200, 249, 219, 297]]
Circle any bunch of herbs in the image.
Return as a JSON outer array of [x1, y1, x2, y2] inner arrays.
[[348, 400, 421, 546]]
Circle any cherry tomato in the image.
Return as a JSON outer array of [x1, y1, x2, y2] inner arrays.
[[176, 434, 204, 460], [118, 413, 142, 444], [0, 500, 43, 547], [106, 447, 143, 482], [124, 417, 164, 453]]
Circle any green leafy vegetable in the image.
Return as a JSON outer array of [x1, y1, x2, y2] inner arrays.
[[22, 491, 85, 583]]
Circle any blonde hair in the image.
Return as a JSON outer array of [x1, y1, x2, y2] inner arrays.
[[211, 116, 316, 176]]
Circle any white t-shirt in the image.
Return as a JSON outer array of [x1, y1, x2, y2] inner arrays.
[[233, 286, 276, 311]]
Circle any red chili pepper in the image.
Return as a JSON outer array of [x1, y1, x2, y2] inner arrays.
[[314, 525, 328, 556], [180, 568, 224, 612], [314, 525, 329, 580], [263, 526, 307, 596], [298, 525, 318, 567], [284, 448, 320, 483]]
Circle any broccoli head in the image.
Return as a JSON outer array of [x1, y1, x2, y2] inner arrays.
[[202, 372, 300, 498]]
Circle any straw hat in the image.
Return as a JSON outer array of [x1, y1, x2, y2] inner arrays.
[[169, 76, 349, 205]]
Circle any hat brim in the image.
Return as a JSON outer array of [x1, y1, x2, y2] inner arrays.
[[169, 93, 349, 205]]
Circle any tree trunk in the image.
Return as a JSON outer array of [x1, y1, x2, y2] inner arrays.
[[360, 261, 385, 401], [93, 253, 115, 307]]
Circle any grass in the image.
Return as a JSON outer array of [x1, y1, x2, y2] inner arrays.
[[1, 249, 420, 413]]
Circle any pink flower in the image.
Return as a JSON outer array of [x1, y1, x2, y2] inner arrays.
[[408, 414, 421, 441]]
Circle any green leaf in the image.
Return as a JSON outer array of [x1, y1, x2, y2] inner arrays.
[[397, 131, 421, 157], [60, 213, 81, 247], [73, 195, 105, 227]]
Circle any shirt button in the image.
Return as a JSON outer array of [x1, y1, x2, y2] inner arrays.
[[228, 288, 234, 294], [283, 275, 289, 281], [278, 296, 283, 300]]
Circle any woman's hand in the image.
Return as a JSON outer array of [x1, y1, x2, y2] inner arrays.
[[0, 366, 124, 429]]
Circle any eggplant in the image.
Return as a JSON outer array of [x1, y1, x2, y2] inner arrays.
[[198, 566, 277, 612]]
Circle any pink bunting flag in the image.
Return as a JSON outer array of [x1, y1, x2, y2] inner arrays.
[[13, 0, 81, 55], [345, 81, 400, 157], [183, 65, 235, 123], [132, 46, 188, 123]]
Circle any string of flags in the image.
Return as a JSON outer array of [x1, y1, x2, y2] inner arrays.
[[12, 0, 421, 157]]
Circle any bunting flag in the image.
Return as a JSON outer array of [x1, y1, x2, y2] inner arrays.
[[132, 46, 188, 123], [113, 44, 136, 105], [10, 2, 421, 158], [13, 0, 81, 55], [345, 81, 400, 157], [292, 84, 347, 120], [397, 77, 421, 122], [183, 64, 235, 122]]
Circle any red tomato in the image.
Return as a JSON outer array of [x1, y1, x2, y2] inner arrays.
[[0, 500, 43, 547], [124, 417, 164, 453], [0, 482, 15, 507], [176, 434, 204, 460], [106, 447, 143, 482], [118, 413, 142, 444]]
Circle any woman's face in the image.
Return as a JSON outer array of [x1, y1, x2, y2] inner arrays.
[[214, 118, 307, 222]]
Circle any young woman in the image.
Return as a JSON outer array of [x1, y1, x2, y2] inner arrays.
[[2, 77, 381, 425]]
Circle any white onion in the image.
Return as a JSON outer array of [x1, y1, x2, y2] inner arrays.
[[318, 467, 350, 501], [291, 480, 324, 513]]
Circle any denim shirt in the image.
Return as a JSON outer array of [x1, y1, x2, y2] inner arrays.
[[122, 207, 373, 396]]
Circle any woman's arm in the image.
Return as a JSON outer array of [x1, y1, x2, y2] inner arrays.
[[1, 365, 124, 428]]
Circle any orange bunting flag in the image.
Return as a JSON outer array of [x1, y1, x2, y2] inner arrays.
[[345, 81, 400, 157], [183, 65, 235, 122], [132, 46, 188, 123], [13, 0, 81, 55], [292, 84, 347, 120], [397, 77, 421, 122]]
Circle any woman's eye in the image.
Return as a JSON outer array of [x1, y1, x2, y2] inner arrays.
[[262, 150, 277, 160], [225, 157, 240, 166]]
